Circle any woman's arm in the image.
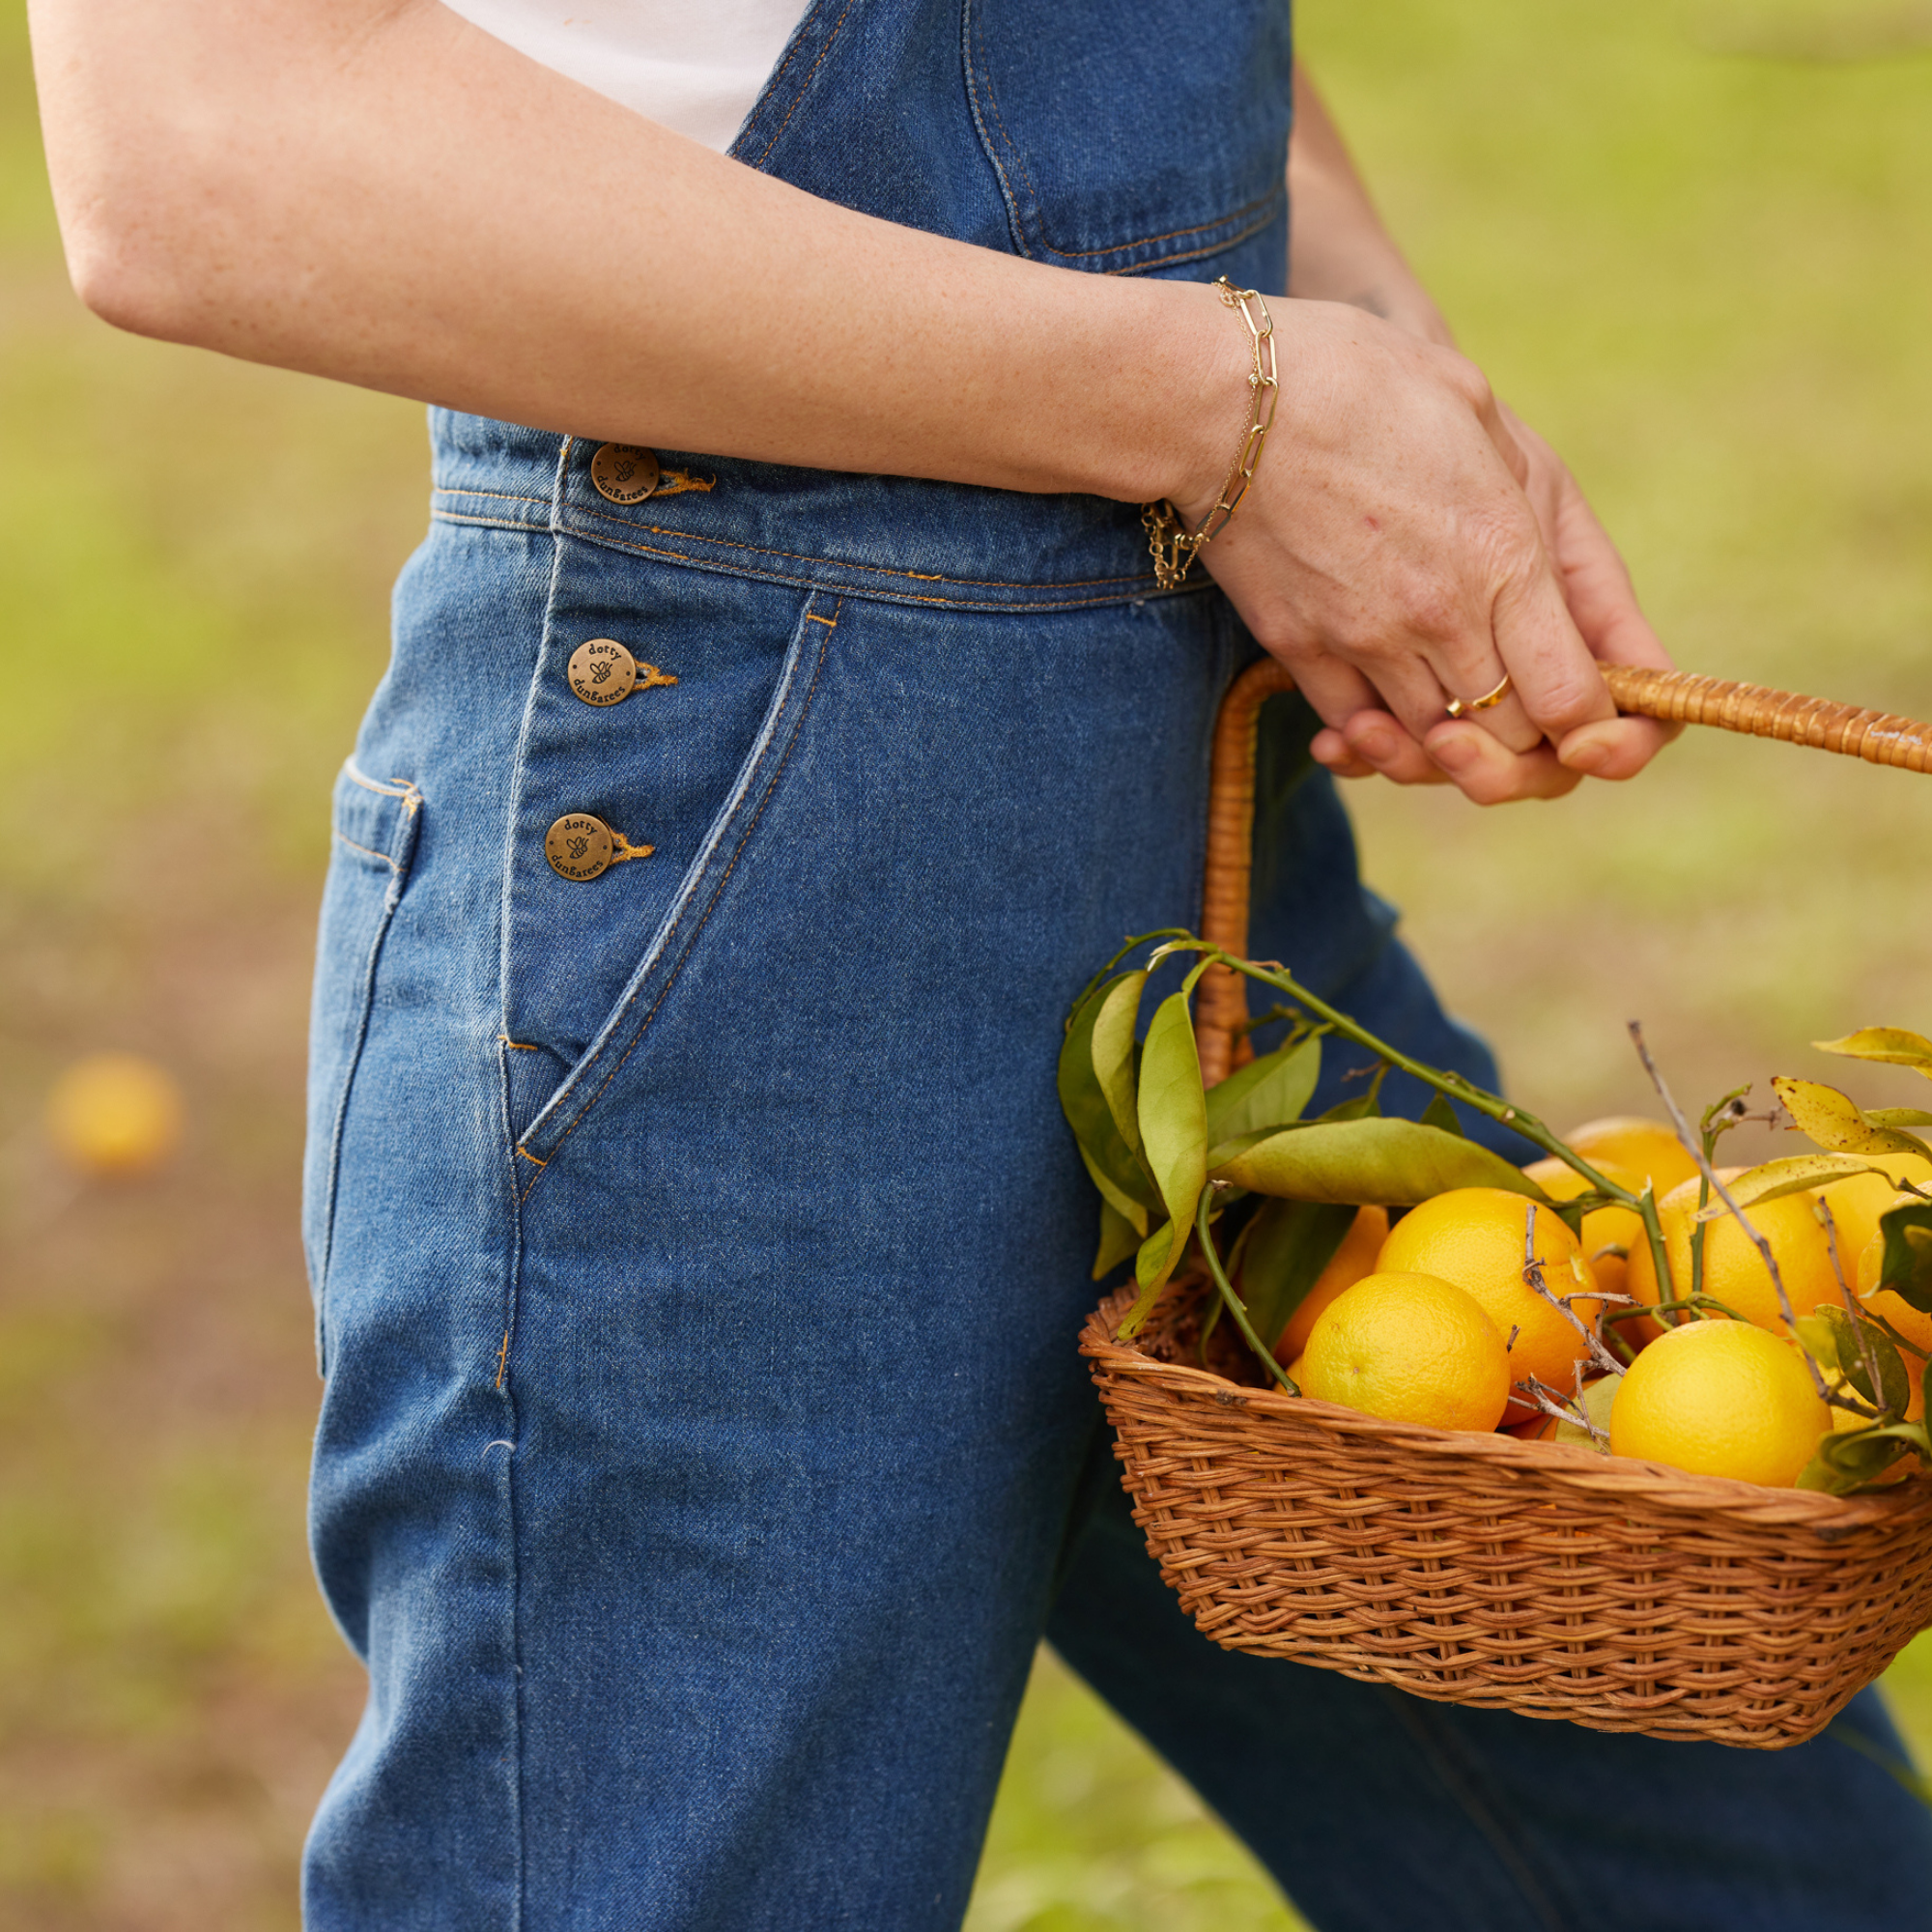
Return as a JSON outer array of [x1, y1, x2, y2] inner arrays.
[[27, 0, 1662, 802]]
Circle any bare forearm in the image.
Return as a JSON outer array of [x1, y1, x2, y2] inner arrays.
[[27, 0, 1236, 503], [1288, 66, 1453, 349]]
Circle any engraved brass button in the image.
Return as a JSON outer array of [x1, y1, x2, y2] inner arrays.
[[545, 812, 614, 881], [590, 443, 662, 504], [568, 639, 638, 706]]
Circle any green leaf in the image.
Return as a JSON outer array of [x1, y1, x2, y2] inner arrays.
[[1420, 1091, 1464, 1138], [1091, 1196, 1142, 1281], [1091, 972, 1148, 1157], [1237, 1198, 1358, 1352], [1692, 1153, 1891, 1219], [1875, 1200, 1932, 1314], [1771, 1076, 1932, 1165], [1211, 1117, 1557, 1208], [1316, 1084, 1384, 1125], [1133, 989, 1208, 1301], [1118, 1219, 1182, 1340], [1813, 1028, 1932, 1082], [1805, 1303, 1912, 1414], [1798, 1426, 1913, 1494], [1075, 1145, 1150, 1237], [1057, 974, 1156, 1219], [1204, 1036, 1321, 1148]]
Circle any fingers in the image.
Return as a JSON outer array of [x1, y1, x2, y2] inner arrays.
[[1313, 711, 1450, 785], [1421, 720, 1583, 803]]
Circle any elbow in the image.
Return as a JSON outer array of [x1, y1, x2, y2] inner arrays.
[[56, 183, 214, 342]]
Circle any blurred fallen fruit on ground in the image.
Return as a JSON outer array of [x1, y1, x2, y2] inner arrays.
[[44, 1052, 185, 1178]]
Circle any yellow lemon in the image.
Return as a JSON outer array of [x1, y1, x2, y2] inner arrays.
[[1626, 1172, 1839, 1337], [1855, 1223, 1932, 1379], [1301, 1271, 1511, 1432], [1559, 1116, 1701, 1200], [1608, 1320, 1831, 1487], [1377, 1187, 1601, 1422], [1819, 1153, 1932, 1283]]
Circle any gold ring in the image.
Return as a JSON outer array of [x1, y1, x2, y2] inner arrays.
[[1445, 673, 1513, 720]]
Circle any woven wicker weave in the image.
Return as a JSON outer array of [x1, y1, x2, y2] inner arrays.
[[1084, 658, 1932, 1747]]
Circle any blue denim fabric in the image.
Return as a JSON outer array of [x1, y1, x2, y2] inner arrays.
[[299, 4, 1932, 1927]]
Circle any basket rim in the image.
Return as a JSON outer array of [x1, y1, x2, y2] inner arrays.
[[1083, 1282, 1932, 1534]]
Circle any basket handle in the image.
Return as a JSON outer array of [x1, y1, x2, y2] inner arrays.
[[1195, 661, 1932, 1086]]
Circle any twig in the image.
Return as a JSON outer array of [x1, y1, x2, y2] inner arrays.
[[1522, 1204, 1626, 1379], [1628, 1021, 1835, 1404], [1511, 1373, 1608, 1445], [1196, 1185, 1298, 1396]]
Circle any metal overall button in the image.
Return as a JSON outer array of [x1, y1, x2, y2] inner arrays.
[[544, 813, 655, 881], [566, 639, 679, 707], [590, 444, 662, 504]]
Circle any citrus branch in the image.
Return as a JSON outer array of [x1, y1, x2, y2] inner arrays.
[[1627, 1021, 1836, 1406], [1522, 1204, 1625, 1380], [1197, 1184, 1298, 1396]]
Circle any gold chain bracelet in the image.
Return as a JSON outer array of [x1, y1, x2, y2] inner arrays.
[[1141, 277, 1279, 591]]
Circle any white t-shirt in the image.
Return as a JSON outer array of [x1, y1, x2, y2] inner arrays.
[[443, 0, 812, 154]]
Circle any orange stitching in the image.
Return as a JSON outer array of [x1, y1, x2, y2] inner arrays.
[[519, 605, 834, 1201], [805, 613, 838, 627], [333, 831, 398, 869], [494, 1330, 511, 1391], [1100, 203, 1284, 277], [1041, 192, 1282, 264], [498, 1036, 543, 1051], [753, 0, 857, 166], [516, 1146, 548, 1165]]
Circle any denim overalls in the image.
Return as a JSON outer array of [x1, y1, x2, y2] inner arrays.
[[298, 2, 1932, 1925]]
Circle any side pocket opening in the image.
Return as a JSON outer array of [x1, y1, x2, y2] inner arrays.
[[512, 595, 833, 1182], [301, 761, 423, 1375]]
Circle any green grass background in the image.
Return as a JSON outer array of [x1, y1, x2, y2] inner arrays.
[[4, 0, 1932, 1924]]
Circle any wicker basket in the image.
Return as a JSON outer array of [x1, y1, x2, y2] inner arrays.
[[1080, 659, 1932, 1747]]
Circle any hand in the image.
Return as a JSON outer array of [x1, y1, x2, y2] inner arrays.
[[1183, 299, 1675, 805]]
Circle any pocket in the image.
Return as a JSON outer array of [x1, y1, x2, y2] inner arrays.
[[963, 0, 1293, 275], [508, 585, 834, 1180], [301, 760, 423, 1369]]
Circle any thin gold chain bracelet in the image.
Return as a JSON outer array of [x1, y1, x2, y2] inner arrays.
[[1142, 277, 1279, 591]]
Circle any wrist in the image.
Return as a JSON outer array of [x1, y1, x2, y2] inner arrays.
[[1100, 276, 1271, 523]]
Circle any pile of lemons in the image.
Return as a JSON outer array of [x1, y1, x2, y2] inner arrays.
[[1269, 1117, 1930, 1490]]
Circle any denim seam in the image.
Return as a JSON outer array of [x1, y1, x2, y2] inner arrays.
[[313, 763, 421, 1369], [962, 0, 1281, 271], [1381, 1690, 1575, 1931], [564, 503, 1154, 592], [331, 831, 399, 870], [515, 595, 836, 1197], [431, 487, 554, 510], [1095, 196, 1286, 276], [962, 0, 1038, 259], [751, 0, 857, 167], [491, 1036, 529, 1932], [493, 444, 574, 1173]]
